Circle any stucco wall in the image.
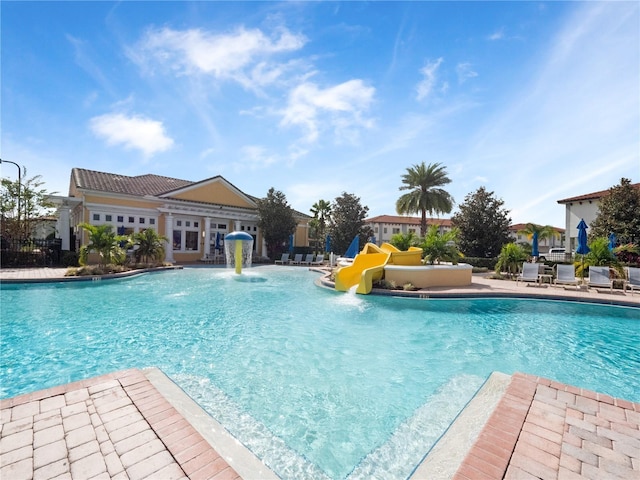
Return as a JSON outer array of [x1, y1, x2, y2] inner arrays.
[[384, 264, 473, 288]]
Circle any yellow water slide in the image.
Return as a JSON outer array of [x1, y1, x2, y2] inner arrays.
[[334, 243, 423, 294]]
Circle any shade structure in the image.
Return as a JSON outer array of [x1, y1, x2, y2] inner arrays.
[[531, 231, 539, 257], [288, 234, 294, 253], [344, 235, 359, 259], [608, 233, 617, 251], [576, 219, 590, 255], [325, 234, 332, 253]]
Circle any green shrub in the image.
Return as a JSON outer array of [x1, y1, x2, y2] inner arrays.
[[462, 256, 498, 269]]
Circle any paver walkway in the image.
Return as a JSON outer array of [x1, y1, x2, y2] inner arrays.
[[0, 369, 240, 480], [454, 373, 640, 480]]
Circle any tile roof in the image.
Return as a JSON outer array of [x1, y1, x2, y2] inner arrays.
[[70, 168, 312, 218], [509, 223, 564, 233], [72, 168, 193, 196], [366, 215, 453, 226], [557, 182, 640, 204]]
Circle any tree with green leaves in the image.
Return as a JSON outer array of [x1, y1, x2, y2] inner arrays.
[[1, 169, 56, 243], [130, 228, 168, 264], [420, 225, 462, 265], [396, 162, 454, 237], [576, 237, 625, 280], [389, 232, 419, 251], [256, 187, 297, 259], [78, 223, 128, 266], [495, 243, 528, 277], [451, 187, 512, 258], [310, 199, 332, 253], [517, 223, 558, 255], [589, 178, 640, 245], [329, 192, 372, 255]]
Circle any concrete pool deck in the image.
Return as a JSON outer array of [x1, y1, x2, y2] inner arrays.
[[1, 266, 639, 479]]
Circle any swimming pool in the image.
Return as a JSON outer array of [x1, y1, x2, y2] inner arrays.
[[2, 267, 639, 479]]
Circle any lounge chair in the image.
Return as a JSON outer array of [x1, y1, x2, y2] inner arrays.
[[311, 254, 325, 265], [625, 267, 640, 295], [275, 253, 289, 265], [587, 266, 613, 292], [554, 264, 579, 288], [516, 262, 539, 285], [289, 253, 303, 265], [301, 254, 315, 266]]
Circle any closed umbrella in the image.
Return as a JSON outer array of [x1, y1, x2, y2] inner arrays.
[[531, 231, 539, 258], [576, 219, 590, 255], [288, 234, 294, 253], [576, 219, 590, 284], [608, 233, 617, 251], [215, 232, 222, 252], [325, 234, 331, 253]]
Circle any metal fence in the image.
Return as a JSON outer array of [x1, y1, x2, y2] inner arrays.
[[0, 238, 63, 267]]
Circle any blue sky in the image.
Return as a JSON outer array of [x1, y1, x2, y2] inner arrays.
[[2, 1, 638, 228]]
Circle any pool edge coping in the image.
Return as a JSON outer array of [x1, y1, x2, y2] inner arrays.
[[142, 367, 280, 480]]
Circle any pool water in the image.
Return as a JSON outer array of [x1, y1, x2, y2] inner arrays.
[[2, 267, 639, 479]]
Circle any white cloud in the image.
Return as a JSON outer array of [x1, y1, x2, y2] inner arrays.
[[236, 145, 279, 170], [130, 25, 306, 88], [487, 28, 505, 41], [456, 62, 478, 84], [416, 57, 444, 101], [280, 79, 375, 144], [89, 113, 174, 157], [466, 2, 639, 226]]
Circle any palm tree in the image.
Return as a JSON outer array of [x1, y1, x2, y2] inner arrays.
[[495, 243, 528, 278], [131, 228, 168, 264], [517, 223, 557, 257], [390, 232, 419, 251], [420, 225, 462, 265], [78, 223, 128, 266], [310, 199, 332, 253], [576, 237, 625, 280], [396, 162, 453, 237]]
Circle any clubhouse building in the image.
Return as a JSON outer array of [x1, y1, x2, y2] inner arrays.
[[50, 168, 310, 263]]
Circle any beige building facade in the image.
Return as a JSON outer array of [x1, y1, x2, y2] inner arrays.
[[557, 182, 639, 250], [365, 215, 453, 244], [50, 168, 310, 263]]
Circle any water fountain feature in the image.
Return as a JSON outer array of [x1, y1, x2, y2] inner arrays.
[[224, 231, 254, 274]]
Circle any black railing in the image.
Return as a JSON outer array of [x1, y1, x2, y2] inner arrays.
[[0, 238, 63, 267]]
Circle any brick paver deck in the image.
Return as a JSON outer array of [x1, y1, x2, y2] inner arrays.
[[454, 373, 640, 480], [0, 369, 240, 480]]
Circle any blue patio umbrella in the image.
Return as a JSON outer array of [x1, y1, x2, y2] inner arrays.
[[370, 235, 377, 245], [215, 231, 222, 251], [288, 234, 294, 253], [531, 231, 539, 258], [344, 235, 359, 259], [325, 234, 331, 253], [608, 232, 617, 251], [576, 219, 590, 255], [576, 219, 590, 284], [117, 226, 125, 235]]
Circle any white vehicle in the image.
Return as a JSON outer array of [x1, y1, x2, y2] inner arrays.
[[539, 248, 570, 262]]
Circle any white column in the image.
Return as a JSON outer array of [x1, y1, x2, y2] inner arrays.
[[234, 220, 241, 231], [564, 204, 571, 251], [58, 203, 71, 250], [202, 217, 211, 260], [262, 238, 268, 258], [164, 213, 174, 263]]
